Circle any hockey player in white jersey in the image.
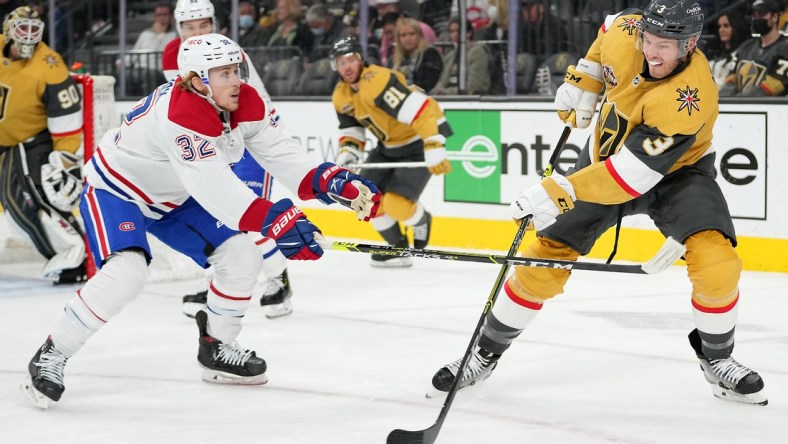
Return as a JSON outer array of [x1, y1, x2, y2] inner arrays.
[[164, 0, 294, 319], [21, 34, 382, 409]]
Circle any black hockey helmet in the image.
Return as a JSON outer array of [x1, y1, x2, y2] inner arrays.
[[640, 1, 703, 57], [330, 36, 363, 59]]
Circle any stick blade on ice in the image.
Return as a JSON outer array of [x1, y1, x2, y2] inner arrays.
[[387, 426, 440, 444]]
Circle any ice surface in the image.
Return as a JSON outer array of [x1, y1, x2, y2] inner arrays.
[[2, 249, 787, 443]]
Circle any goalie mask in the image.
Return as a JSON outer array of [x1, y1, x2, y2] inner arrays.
[[3, 6, 45, 59], [174, 0, 216, 36]]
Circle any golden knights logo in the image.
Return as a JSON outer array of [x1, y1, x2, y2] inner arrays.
[[676, 85, 700, 116], [618, 17, 640, 35], [43, 54, 59, 68]]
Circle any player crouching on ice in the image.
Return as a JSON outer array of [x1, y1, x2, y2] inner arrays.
[[431, 0, 766, 406], [21, 34, 381, 409]]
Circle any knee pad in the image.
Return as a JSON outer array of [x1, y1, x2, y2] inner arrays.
[[686, 230, 741, 308], [248, 232, 286, 278], [380, 192, 416, 222], [209, 233, 263, 294], [510, 237, 579, 302]]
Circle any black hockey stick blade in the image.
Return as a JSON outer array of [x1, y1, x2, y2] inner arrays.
[[387, 425, 440, 444]]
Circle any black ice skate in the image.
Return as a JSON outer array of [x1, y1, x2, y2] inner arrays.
[[259, 269, 293, 319], [52, 262, 87, 285], [412, 211, 432, 250], [182, 290, 208, 318], [195, 310, 268, 385], [20, 336, 68, 409], [429, 348, 500, 397], [370, 236, 413, 268], [688, 329, 767, 405]]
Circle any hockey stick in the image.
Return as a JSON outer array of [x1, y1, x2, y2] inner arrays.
[[318, 237, 685, 274], [385, 126, 573, 444], [346, 161, 428, 169]]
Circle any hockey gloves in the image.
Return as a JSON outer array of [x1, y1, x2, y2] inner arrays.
[[510, 174, 576, 231], [424, 139, 452, 175], [41, 151, 83, 213], [554, 58, 604, 129], [313, 162, 381, 222], [335, 145, 364, 172], [263, 199, 323, 260]]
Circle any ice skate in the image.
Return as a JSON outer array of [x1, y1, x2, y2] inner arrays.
[[370, 236, 413, 268], [259, 269, 293, 319], [689, 329, 767, 405], [182, 290, 208, 318], [412, 211, 432, 250], [428, 348, 500, 398], [195, 310, 268, 385], [20, 336, 68, 409]]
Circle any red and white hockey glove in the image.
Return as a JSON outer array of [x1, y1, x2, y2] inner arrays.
[[509, 174, 576, 231], [313, 162, 381, 222], [263, 199, 323, 260]]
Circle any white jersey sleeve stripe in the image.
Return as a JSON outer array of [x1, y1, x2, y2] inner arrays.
[[605, 146, 664, 196], [47, 111, 83, 136], [338, 126, 365, 141], [396, 91, 429, 125]]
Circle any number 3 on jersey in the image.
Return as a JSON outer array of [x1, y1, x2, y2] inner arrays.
[[176, 134, 216, 161]]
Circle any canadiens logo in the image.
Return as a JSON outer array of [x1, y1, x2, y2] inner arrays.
[[119, 222, 135, 231], [676, 85, 700, 116], [602, 65, 618, 87], [618, 17, 640, 35]]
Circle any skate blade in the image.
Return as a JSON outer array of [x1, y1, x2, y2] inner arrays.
[[711, 385, 768, 406], [370, 258, 413, 268], [20, 376, 56, 410], [201, 369, 269, 385], [182, 302, 206, 319], [264, 300, 293, 319], [425, 386, 446, 399]]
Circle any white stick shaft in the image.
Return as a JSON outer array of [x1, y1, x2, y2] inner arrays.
[[346, 162, 428, 169]]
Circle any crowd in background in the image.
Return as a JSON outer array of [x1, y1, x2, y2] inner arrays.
[[5, 0, 788, 98]]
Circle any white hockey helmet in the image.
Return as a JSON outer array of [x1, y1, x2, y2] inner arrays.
[[174, 0, 216, 36], [178, 33, 243, 81], [3, 6, 45, 59]]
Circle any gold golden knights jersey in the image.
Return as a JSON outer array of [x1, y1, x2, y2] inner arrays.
[[331, 64, 452, 158], [0, 36, 82, 153], [567, 11, 718, 205], [721, 34, 788, 96]]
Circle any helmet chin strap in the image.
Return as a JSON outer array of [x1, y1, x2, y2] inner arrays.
[[192, 79, 225, 112]]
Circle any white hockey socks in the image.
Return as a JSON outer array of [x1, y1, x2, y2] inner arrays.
[[205, 234, 262, 342], [478, 281, 544, 355], [248, 232, 287, 280], [51, 250, 148, 357]]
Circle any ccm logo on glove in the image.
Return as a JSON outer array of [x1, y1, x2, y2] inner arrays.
[[270, 206, 303, 237]]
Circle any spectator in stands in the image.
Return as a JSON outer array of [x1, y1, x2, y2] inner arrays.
[[266, 0, 313, 59], [130, 2, 177, 63], [374, 0, 438, 65], [305, 3, 345, 62], [389, 16, 443, 91], [720, 0, 788, 96], [378, 11, 400, 65], [238, 1, 270, 47], [520, 0, 570, 56], [418, 0, 452, 37], [779, 0, 788, 32], [432, 17, 493, 95], [703, 10, 750, 88]]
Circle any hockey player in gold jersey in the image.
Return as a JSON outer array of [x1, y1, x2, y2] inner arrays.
[[0, 6, 86, 284], [330, 36, 453, 267], [432, 0, 767, 405]]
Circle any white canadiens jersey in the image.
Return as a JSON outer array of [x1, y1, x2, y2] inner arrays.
[[83, 80, 313, 230]]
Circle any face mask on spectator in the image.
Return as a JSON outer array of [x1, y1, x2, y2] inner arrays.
[[239, 15, 255, 29], [487, 6, 498, 22], [311, 26, 326, 37], [751, 18, 771, 35]]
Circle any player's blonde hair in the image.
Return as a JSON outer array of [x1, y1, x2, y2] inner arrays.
[[178, 71, 201, 90]]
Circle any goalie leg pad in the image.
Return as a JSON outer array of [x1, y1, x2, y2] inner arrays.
[[511, 237, 580, 301], [51, 250, 148, 357], [205, 233, 262, 342], [0, 147, 57, 258]]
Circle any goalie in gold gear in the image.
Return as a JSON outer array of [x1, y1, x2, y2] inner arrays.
[[330, 36, 453, 267], [0, 6, 86, 284], [431, 0, 767, 406]]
